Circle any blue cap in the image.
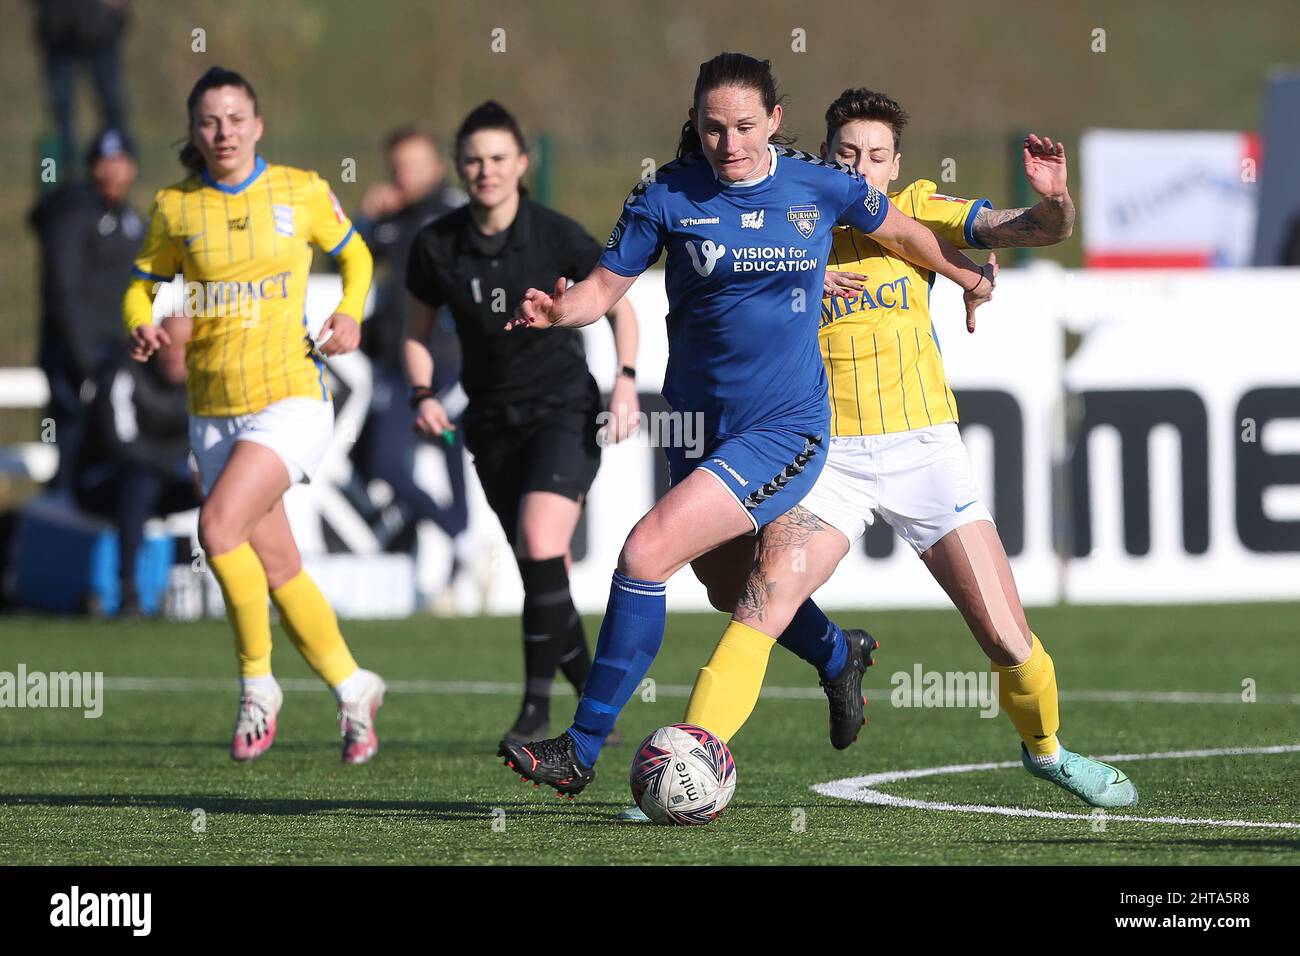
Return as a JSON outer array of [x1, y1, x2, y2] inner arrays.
[[87, 128, 136, 166]]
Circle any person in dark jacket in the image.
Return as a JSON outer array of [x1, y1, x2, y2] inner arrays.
[[353, 126, 472, 574], [29, 128, 143, 494], [75, 315, 198, 617]]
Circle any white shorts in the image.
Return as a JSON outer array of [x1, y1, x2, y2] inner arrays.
[[190, 398, 334, 497], [799, 422, 994, 554]]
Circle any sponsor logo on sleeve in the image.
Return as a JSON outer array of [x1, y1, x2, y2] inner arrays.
[[863, 187, 881, 217], [328, 189, 346, 224], [607, 213, 628, 249]]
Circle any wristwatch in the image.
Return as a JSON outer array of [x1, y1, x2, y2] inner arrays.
[[409, 385, 437, 409], [618, 365, 637, 380]]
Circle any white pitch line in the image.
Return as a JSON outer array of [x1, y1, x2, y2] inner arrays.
[[98, 677, 1300, 705], [812, 744, 1300, 830], [1060, 689, 1300, 705]]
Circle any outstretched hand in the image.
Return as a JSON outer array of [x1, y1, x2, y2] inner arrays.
[[1023, 133, 1068, 198], [506, 277, 568, 331]]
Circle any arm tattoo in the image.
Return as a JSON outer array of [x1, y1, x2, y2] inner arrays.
[[734, 506, 828, 627], [971, 195, 1075, 249]]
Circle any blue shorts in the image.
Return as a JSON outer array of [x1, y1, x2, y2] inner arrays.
[[665, 424, 827, 533]]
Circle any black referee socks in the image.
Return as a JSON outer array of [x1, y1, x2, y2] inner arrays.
[[557, 605, 592, 693], [518, 557, 584, 713]]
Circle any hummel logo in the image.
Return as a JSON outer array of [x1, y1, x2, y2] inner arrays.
[[740, 209, 765, 229], [955, 500, 978, 512], [711, 458, 747, 486]]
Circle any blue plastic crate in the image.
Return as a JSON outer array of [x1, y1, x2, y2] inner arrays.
[[10, 497, 175, 616]]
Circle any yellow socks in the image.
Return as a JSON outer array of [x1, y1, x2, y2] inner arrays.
[[270, 570, 357, 688], [208, 547, 357, 690], [684, 620, 776, 743], [208, 543, 272, 679], [993, 633, 1060, 758]]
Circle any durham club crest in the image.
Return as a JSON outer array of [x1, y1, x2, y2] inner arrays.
[[787, 204, 820, 239]]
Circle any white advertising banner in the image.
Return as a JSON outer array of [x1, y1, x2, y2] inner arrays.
[[279, 269, 1300, 615], [1080, 129, 1258, 268], [1063, 283, 1300, 603]]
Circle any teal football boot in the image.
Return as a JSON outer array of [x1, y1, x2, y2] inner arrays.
[[1022, 743, 1138, 808]]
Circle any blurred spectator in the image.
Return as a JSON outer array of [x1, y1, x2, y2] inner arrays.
[[33, 0, 131, 175], [355, 125, 467, 371], [28, 128, 143, 495], [356, 124, 468, 229], [353, 127, 472, 575], [74, 315, 197, 617]]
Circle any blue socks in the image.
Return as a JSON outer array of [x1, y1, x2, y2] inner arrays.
[[567, 571, 667, 767], [777, 599, 847, 681], [566, 585, 843, 767]]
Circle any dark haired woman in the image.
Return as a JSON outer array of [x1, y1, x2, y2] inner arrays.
[[498, 53, 995, 796], [123, 67, 387, 764], [688, 87, 1134, 809], [404, 101, 640, 744]]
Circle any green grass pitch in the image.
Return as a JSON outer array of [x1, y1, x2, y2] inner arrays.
[[1, 603, 1297, 865]]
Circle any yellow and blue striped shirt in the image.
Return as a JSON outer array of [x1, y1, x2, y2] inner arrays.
[[819, 179, 988, 436], [123, 157, 372, 417]]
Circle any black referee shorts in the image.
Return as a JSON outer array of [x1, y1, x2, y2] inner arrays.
[[463, 386, 603, 545]]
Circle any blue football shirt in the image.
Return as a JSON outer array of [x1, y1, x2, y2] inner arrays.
[[599, 144, 888, 436]]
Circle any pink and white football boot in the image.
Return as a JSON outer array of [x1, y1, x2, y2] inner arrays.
[[338, 669, 386, 765], [230, 679, 284, 761]]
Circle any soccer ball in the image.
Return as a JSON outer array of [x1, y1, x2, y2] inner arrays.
[[629, 723, 736, 825]]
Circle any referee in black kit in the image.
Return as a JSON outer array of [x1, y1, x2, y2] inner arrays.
[[404, 102, 639, 744]]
